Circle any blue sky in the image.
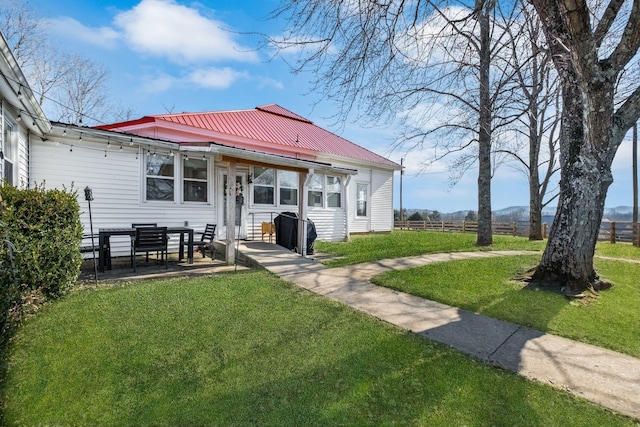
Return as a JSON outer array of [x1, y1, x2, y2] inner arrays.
[[26, 0, 638, 213]]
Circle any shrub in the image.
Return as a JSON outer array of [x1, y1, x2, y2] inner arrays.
[[0, 183, 83, 303]]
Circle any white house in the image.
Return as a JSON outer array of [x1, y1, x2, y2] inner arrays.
[[1, 32, 401, 263]]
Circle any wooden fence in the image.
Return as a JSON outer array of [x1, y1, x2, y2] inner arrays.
[[394, 220, 640, 245]]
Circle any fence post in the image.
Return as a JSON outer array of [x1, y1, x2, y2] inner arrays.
[[542, 223, 547, 239], [610, 222, 616, 244], [462, 221, 466, 233], [512, 222, 517, 236]]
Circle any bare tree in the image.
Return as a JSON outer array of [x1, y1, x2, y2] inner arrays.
[[0, 0, 42, 69], [528, 0, 640, 293], [271, 0, 524, 246], [499, 3, 560, 240], [1, 0, 127, 126], [53, 54, 110, 125]]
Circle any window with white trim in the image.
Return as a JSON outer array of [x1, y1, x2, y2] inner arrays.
[[2, 117, 16, 186], [308, 174, 324, 207], [253, 166, 275, 205], [278, 170, 298, 206], [327, 176, 342, 208], [356, 183, 368, 217], [307, 174, 343, 208], [183, 158, 208, 202], [145, 153, 175, 201]]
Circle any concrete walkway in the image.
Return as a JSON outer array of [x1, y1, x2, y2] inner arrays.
[[238, 241, 640, 421]]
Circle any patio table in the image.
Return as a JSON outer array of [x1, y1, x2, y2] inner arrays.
[[98, 226, 194, 272]]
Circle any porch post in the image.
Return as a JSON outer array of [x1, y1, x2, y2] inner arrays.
[[298, 171, 310, 256], [343, 174, 352, 241], [226, 161, 237, 265]]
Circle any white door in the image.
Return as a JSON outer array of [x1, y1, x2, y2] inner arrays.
[[218, 171, 247, 240]]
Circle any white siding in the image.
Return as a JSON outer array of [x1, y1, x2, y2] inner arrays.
[[370, 169, 394, 232], [307, 207, 347, 241], [30, 137, 218, 257], [343, 167, 394, 235], [17, 128, 28, 185]]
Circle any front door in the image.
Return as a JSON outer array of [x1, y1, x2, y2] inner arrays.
[[218, 171, 247, 240]]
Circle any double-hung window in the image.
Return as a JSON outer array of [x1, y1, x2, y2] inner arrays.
[[307, 174, 343, 208], [252, 167, 299, 206], [253, 166, 275, 205], [279, 170, 298, 206], [356, 183, 368, 217], [308, 174, 324, 207], [183, 158, 208, 202], [2, 117, 16, 186], [145, 153, 175, 201], [327, 176, 342, 208]]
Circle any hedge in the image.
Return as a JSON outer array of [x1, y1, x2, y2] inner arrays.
[[0, 183, 83, 337]]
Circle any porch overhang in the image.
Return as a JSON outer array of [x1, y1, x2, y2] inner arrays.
[[207, 143, 358, 176]]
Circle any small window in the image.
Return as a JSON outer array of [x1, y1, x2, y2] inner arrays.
[[308, 174, 324, 207], [327, 176, 342, 208], [146, 154, 175, 201], [3, 119, 16, 186], [356, 183, 368, 217], [253, 166, 275, 205], [279, 170, 298, 206], [183, 158, 208, 202]]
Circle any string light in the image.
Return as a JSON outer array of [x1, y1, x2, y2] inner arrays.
[[104, 150, 107, 158], [17, 87, 23, 100], [79, 133, 82, 141], [70, 145, 73, 153]]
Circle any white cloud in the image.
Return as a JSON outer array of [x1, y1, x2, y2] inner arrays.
[[140, 72, 177, 93], [44, 16, 120, 49], [140, 67, 252, 93], [114, 0, 258, 64], [187, 67, 248, 89]]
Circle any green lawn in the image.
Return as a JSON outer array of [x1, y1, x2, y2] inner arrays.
[[315, 231, 547, 267], [3, 271, 635, 426], [372, 255, 640, 357], [596, 240, 640, 260]]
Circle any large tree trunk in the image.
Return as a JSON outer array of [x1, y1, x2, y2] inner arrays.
[[532, 76, 615, 293], [476, 0, 493, 246]]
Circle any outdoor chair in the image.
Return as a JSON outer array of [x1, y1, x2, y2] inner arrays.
[[261, 222, 275, 243], [132, 223, 159, 261], [193, 223, 217, 260], [131, 226, 168, 272]]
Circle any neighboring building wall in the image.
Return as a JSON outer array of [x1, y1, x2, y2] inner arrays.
[[29, 137, 218, 257]]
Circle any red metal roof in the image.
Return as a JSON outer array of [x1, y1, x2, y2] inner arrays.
[[103, 104, 398, 168]]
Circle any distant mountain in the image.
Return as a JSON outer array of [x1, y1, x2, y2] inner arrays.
[[404, 206, 635, 220], [493, 205, 634, 216]]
